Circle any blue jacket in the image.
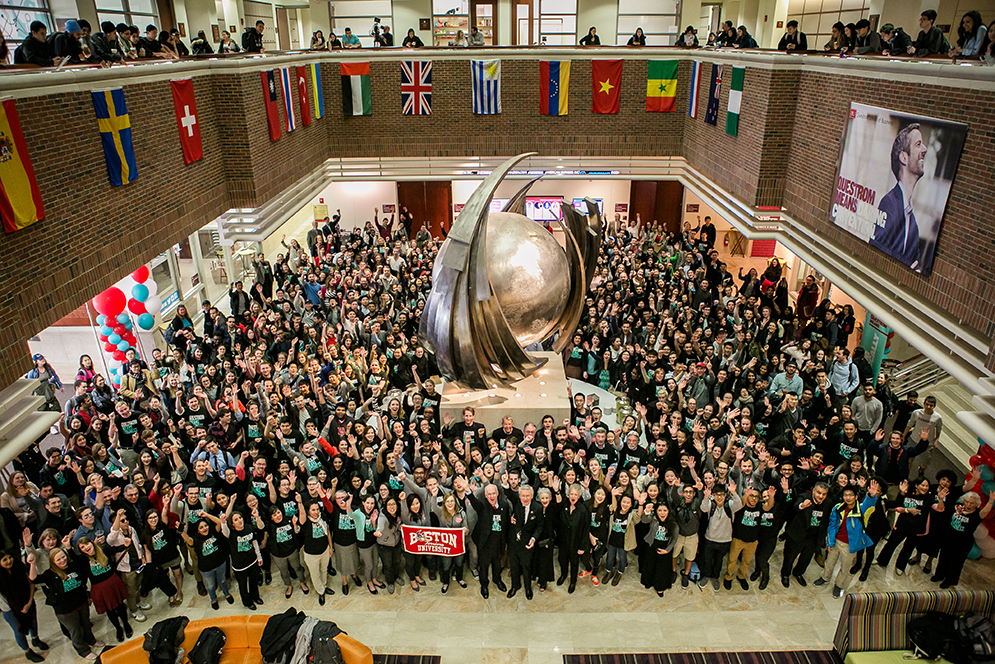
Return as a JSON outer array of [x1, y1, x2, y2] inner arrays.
[[826, 494, 875, 553], [25, 365, 63, 389], [870, 183, 920, 270]]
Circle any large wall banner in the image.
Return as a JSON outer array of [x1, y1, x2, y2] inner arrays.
[[831, 103, 967, 277]]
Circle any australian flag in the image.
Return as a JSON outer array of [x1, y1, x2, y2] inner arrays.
[[401, 61, 432, 115], [704, 63, 722, 126]]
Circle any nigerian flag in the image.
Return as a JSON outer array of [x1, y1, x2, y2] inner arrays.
[[725, 66, 744, 136]]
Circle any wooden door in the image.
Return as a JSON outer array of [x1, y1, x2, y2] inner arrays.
[[397, 181, 453, 240], [155, 0, 175, 30], [511, 1, 533, 45], [275, 7, 290, 50]]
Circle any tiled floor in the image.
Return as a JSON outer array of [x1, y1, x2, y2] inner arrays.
[[3, 550, 991, 664]]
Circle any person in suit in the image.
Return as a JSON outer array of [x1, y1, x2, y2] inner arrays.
[[507, 485, 542, 599], [467, 484, 511, 599], [871, 123, 927, 271]]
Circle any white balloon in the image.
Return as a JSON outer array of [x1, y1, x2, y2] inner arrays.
[[144, 278, 158, 296], [108, 357, 122, 368], [145, 294, 162, 315]]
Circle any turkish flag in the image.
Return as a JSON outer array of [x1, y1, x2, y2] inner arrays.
[[296, 65, 312, 127], [170, 79, 202, 164], [591, 60, 623, 114], [262, 70, 281, 141]]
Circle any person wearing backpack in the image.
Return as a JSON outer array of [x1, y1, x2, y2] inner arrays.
[[14, 21, 61, 67], [828, 348, 860, 409], [931, 490, 993, 588], [848, 476, 889, 582], [815, 485, 875, 598], [696, 482, 742, 590], [912, 10, 950, 56]]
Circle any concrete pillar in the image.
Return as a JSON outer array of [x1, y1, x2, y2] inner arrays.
[[738, 0, 760, 35], [497, 0, 513, 46]]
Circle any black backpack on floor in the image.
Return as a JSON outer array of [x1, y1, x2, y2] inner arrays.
[[188, 627, 227, 664], [309, 621, 345, 664], [908, 612, 958, 660], [144, 616, 190, 664], [950, 615, 995, 664]]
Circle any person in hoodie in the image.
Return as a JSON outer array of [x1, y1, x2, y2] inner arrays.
[[190, 30, 214, 54], [91, 22, 124, 63], [880, 23, 913, 56], [53, 20, 96, 63], [734, 25, 758, 48], [815, 485, 875, 598], [911, 9, 948, 57], [242, 20, 264, 53]]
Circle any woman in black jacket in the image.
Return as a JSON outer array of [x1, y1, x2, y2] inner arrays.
[[226, 508, 265, 609], [579, 27, 600, 46], [0, 553, 47, 662], [76, 537, 131, 642], [556, 483, 590, 593], [29, 548, 103, 659], [640, 502, 678, 596], [627, 28, 646, 46], [534, 485, 558, 591]]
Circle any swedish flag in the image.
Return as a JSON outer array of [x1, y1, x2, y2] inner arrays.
[[92, 89, 137, 186]]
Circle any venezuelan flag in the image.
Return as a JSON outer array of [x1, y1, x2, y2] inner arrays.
[[539, 61, 570, 116], [646, 60, 679, 112], [0, 99, 44, 233], [92, 89, 138, 186], [310, 63, 324, 120]]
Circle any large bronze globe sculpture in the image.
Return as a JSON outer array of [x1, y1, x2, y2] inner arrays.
[[419, 153, 604, 390]]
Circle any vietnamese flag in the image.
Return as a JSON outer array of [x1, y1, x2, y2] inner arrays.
[[261, 70, 281, 141], [0, 99, 45, 233], [592, 60, 622, 114]]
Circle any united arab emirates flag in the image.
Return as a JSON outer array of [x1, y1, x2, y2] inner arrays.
[[340, 62, 372, 116], [725, 66, 744, 136]]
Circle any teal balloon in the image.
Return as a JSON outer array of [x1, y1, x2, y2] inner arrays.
[[131, 284, 149, 302], [116, 313, 129, 324], [116, 340, 130, 351], [137, 313, 155, 330], [108, 334, 122, 345], [968, 544, 982, 560], [96, 315, 106, 326], [123, 318, 133, 329], [100, 325, 114, 337], [979, 466, 995, 481], [983, 480, 995, 494]]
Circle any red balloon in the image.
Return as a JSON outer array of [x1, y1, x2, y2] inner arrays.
[[92, 287, 126, 317], [104, 342, 117, 352], [971, 454, 984, 468], [112, 350, 127, 361], [131, 266, 150, 283], [128, 299, 147, 315]]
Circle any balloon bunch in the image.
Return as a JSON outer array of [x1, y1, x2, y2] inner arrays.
[[91, 267, 160, 386], [964, 439, 995, 559]]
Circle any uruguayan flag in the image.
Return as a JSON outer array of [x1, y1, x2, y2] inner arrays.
[[471, 60, 501, 115]]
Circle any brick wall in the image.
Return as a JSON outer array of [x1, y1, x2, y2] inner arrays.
[[780, 71, 995, 345]]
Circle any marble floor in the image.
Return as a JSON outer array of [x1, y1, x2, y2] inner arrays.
[[3, 550, 992, 664]]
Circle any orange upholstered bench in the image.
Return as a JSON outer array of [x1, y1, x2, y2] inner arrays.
[[100, 615, 373, 664]]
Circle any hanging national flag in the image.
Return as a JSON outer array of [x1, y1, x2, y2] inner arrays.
[[591, 60, 622, 114], [309, 63, 324, 120], [261, 70, 281, 141], [726, 66, 745, 136], [0, 99, 44, 233], [539, 60, 570, 116], [280, 68, 296, 131], [688, 61, 702, 118], [646, 60, 678, 112], [170, 79, 202, 165], [341, 62, 372, 116], [295, 66, 312, 126], [471, 60, 501, 114], [401, 61, 432, 115], [704, 63, 722, 126], [91, 88, 137, 186]]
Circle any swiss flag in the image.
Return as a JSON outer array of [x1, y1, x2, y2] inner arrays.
[[262, 70, 281, 141], [170, 79, 202, 164], [296, 65, 312, 127]]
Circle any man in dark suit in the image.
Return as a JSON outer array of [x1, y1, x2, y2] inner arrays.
[[508, 485, 542, 599], [467, 483, 511, 599], [870, 123, 926, 271]]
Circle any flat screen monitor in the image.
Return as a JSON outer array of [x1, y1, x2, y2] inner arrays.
[[525, 196, 562, 221], [572, 198, 603, 215]]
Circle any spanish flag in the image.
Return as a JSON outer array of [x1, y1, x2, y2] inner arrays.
[[92, 88, 138, 186], [646, 60, 679, 112], [539, 61, 570, 116], [0, 99, 44, 233]]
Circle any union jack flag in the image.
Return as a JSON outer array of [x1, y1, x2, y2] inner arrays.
[[401, 61, 432, 115]]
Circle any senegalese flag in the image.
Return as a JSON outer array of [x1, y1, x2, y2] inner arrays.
[[539, 61, 570, 116], [309, 63, 324, 120], [340, 62, 372, 116], [726, 66, 745, 136], [92, 88, 137, 186], [0, 99, 44, 233], [646, 60, 678, 112]]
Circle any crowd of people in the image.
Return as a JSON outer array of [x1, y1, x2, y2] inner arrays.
[[3, 208, 992, 663], [9, 7, 990, 69]]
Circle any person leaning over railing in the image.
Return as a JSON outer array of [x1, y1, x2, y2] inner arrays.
[[219, 30, 240, 53], [626, 28, 646, 47], [52, 20, 97, 64], [402, 29, 424, 48], [950, 11, 987, 57], [911, 10, 949, 57], [853, 19, 881, 54], [824, 21, 846, 51], [191, 30, 214, 55], [242, 20, 265, 53], [734, 25, 758, 48], [879, 23, 912, 56], [678, 26, 699, 47], [580, 27, 600, 46], [138, 25, 174, 59], [13, 22, 60, 67], [91, 22, 124, 63], [777, 20, 807, 51], [713, 21, 734, 46]]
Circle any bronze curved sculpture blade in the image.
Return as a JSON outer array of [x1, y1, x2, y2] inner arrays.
[[502, 175, 543, 216]]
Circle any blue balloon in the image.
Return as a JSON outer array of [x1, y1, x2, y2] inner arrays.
[[96, 315, 106, 326], [979, 466, 995, 482], [131, 284, 149, 302], [137, 313, 155, 330], [123, 318, 133, 329], [983, 480, 995, 494], [116, 313, 129, 324], [100, 325, 114, 337], [109, 367, 118, 375], [968, 544, 982, 560], [117, 341, 130, 351], [111, 374, 121, 385], [108, 334, 122, 345]]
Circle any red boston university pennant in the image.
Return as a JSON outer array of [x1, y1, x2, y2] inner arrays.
[[170, 79, 202, 164]]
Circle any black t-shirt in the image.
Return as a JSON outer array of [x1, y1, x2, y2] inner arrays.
[[266, 519, 299, 558], [732, 504, 762, 542], [608, 510, 630, 548], [301, 518, 330, 555], [195, 530, 228, 571], [242, 417, 265, 449], [116, 414, 143, 448], [618, 445, 648, 471], [228, 525, 260, 570], [40, 563, 89, 614], [84, 547, 118, 585], [330, 505, 358, 546], [946, 509, 982, 546], [184, 405, 213, 431], [147, 525, 180, 566], [588, 442, 618, 470], [892, 492, 932, 534]]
